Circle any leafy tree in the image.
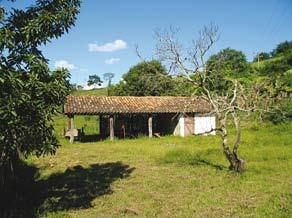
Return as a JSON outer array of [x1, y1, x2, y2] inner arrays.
[[251, 45, 292, 123], [271, 41, 292, 57], [0, 0, 81, 186], [259, 52, 292, 78], [103, 72, 114, 96], [111, 60, 175, 96], [282, 70, 292, 92], [205, 48, 252, 95], [87, 74, 102, 86], [103, 72, 114, 86], [252, 52, 270, 62], [206, 48, 251, 78], [171, 76, 195, 96]]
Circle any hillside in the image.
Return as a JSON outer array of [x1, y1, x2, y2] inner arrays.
[[72, 88, 108, 96], [250, 56, 284, 70]]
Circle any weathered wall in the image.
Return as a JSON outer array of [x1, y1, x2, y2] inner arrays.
[[100, 113, 216, 139], [194, 116, 216, 135], [184, 115, 195, 136], [101, 113, 180, 138]]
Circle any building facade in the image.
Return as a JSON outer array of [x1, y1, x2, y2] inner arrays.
[[64, 96, 216, 142]]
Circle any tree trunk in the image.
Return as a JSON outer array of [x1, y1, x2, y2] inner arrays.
[[219, 116, 245, 172], [230, 111, 245, 172], [0, 150, 21, 189], [229, 157, 245, 172]]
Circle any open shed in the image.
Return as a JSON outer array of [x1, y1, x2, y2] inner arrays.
[[64, 96, 216, 142]]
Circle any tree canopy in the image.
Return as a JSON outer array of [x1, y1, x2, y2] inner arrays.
[[271, 41, 292, 57], [111, 60, 176, 96], [204, 48, 252, 95], [206, 48, 250, 78], [103, 72, 114, 86], [0, 0, 81, 184], [253, 52, 270, 62], [87, 74, 102, 86]]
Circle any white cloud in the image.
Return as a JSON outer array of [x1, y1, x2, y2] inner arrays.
[[88, 39, 127, 52], [105, 58, 120, 64], [54, 60, 76, 70]]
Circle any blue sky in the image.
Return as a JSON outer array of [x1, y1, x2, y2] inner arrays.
[[2, 0, 292, 84]]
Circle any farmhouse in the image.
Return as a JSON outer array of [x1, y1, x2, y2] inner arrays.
[[64, 96, 216, 142]]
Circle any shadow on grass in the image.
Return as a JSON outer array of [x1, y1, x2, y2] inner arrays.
[[78, 134, 143, 143], [161, 148, 226, 171], [1, 161, 134, 217], [79, 134, 102, 142], [191, 157, 225, 170]]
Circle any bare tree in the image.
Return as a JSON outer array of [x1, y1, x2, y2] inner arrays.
[[154, 24, 276, 172], [103, 72, 115, 96]]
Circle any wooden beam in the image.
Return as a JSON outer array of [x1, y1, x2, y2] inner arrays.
[[109, 115, 114, 141], [69, 115, 74, 143], [121, 124, 126, 139], [99, 115, 103, 138], [148, 114, 153, 138]]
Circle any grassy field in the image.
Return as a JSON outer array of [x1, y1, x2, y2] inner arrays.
[[250, 56, 284, 70], [71, 88, 108, 96], [21, 120, 292, 217], [9, 88, 289, 217]]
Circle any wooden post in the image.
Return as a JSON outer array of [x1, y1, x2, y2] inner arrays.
[[99, 115, 103, 138], [69, 115, 74, 143], [109, 115, 114, 141], [148, 114, 153, 138], [121, 124, 126, 139], [67, 116, 71, 130]]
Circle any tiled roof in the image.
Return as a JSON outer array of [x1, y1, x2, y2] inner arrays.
[[64, 95, 212, 115]]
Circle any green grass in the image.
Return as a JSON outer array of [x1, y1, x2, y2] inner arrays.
[[53, 88, 107, 138], [54, 114, 100, 137], [71, 88, 108, 96], [22, 121, 292, 217], [250, 56, 284, 70]]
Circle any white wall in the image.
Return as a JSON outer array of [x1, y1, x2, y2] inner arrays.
[[173, 114, 184, 137], [194, 116, 216, 135], [179, 115, 185, 137]]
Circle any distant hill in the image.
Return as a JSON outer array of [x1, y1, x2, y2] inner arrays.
[[250, 56, 284, 70], [72, 88, 108, 96]]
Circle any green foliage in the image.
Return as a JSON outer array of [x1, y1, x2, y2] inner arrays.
[[207, 48, 251, 78], [282, 70, 292, 91], [87, 74, 102, 86], [0, 0, 81, 185], [252, 52, 270, 62], [205, 48, 252, 95], [103, 72, 114, 95], [258, 52, 292, 77], [271, 40, 292, 57], [255, 53, 292, 123], [111, 60, 176, 96], [263, 109, 286, 124], [103, 72, 114, 86], [171, 76, 195, 96]]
